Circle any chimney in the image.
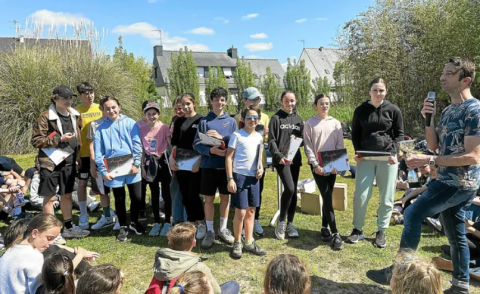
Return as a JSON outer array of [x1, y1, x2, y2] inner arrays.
[[319, 46, 324, 52], [154, 45, 163, 57], [227, 45, 237, 59], [19, 35, 25, 43]]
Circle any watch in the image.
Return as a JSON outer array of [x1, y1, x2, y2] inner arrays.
[[227, 176, 234, 181], [429, 156, 435, 166], [134, 162, 141, 168]]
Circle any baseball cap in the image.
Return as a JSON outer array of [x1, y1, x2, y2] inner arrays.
[[243, 87, 264, 100], [143, 102, 161, 113], [53, 85, 77, 98]]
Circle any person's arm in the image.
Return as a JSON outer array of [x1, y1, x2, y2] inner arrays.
[[472, 196, 480, 206], [350, 109, 361, 152], [31, 114, 61, 149], [226, 147, 236, 193], [268, 116, 285, 164], [55, 245, 100, 268], [93, 130, 107, 177], [131, 122, 142, 169], [303, 121, 317, 166], [391, 108, 404, 154], [335, 121, 345, 149], [193, 120, 214, 156], [435, 136, 480, 166]]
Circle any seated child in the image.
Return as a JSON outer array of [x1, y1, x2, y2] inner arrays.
[[264, 254, 310, 294], [153, 222, 239, 294], [168, 271, 214, 294], [391, 250, 441, 294], [40, 253, 76, 294], [76, 264, 124, 294]]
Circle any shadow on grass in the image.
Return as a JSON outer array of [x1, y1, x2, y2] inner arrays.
[[310, 276, 386, 294]]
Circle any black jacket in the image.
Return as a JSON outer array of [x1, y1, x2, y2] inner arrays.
[[351, 100, 404, 155], [268, 109, 304, 167]]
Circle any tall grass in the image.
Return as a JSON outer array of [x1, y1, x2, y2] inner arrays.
[[262, 103, 355, 123], [0, 21, 142, 154]]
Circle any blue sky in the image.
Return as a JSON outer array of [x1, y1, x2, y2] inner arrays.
[[0, 0, 373, 66]]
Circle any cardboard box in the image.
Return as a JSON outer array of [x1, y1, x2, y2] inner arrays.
[[332, 183, 348, 211], [298, 178, 316, 193], [300, 192, 323, 215]]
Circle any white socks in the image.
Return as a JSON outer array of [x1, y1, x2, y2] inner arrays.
[[206, 220, 214, 233], [220, 217, 227, 232], [78, 201, 88, 215]]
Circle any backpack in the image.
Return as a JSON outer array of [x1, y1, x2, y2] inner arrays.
[[144, 276, 179, 294]]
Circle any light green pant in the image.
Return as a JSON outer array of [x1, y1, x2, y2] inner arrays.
[[352, 159, 398, 232]]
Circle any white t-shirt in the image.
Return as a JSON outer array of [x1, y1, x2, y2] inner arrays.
[[228, 129, 263, 177], [0, 244, 44, 294]]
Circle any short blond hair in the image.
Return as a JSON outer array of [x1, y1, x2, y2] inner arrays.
[[391, 250, 442, 294], [167, 222, 196, 251]]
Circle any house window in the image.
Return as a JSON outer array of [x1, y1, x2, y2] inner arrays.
[[154, 67, 157, 79], [275, 73, 281, 79], [197, 67, 205, 78], [223, 67, 233, 78]]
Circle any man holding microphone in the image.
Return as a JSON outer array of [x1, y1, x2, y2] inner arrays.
[[367, 57, 480, 294]]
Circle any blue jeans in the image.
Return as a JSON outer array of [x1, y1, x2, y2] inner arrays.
[[171, 174, 187, 223], [220, 281, 240, 294], [466, 204, 480, 222], [400, 180, 475, 289]]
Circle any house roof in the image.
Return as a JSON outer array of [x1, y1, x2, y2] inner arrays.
[[154, 48, 284, 87], [300, 47, 344, 85]]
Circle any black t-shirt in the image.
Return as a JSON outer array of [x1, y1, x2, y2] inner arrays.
[[58, 112, 78, 164], [171, 113, 203, 150], [0, 156, 13, 171]]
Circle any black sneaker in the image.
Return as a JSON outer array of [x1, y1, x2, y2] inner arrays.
[[331, 233, 343, 251], [346, 228, 364, 244], [243, 240, 266, 256], [129, 222, 145, 235], [374, 231, 386, 248], [116, 226, 128, 242], [443, 285, 470, 294], [320, 228, 332, 242], [366, 265, 393, 285]]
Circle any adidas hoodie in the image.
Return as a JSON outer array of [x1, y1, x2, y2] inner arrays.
[[351, 99, 404, 155], [268, 109, 304, 167]]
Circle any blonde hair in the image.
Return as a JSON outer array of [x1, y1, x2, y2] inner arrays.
[[391, 250, 442, 294], [168, 271, 211, 294], [167, 222, 196, 251], [264, 254, 310, 294]]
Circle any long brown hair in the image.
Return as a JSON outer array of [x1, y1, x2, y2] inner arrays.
[[42, 253, 75, 294], [4, 214, 62, 248], [264, 254, 310, 294], [168, 271, 211, 294]]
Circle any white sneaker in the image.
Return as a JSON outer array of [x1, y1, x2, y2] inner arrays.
[[79, 213, 89, 229], [254, 220, 265, 236], [54, 233, 66, 245], [113, 216, 120, 230], [196, 223, 207, 239], [88, 201, 100, 212], [91, 215, 114, 230]]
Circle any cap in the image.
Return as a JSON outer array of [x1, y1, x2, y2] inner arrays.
[[143, 102, 161, 113], [243, 87, 264, 100], [52, 85, 77, 98]]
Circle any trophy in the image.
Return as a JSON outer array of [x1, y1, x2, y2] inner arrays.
[[398, 140, 415, 159]]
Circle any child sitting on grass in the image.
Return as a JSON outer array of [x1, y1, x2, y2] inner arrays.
[[390, 250, 442, 294], [168, 271, 215, 294], [264, 254, 310, 294], [76, 264, 124, 294], [152, 222, 239, 294]]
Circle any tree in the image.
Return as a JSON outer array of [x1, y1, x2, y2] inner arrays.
[[283, 58, 311, 107], [167, 46, 200, 102], [260, 67, 282, 111], [311, 76, 331, 97], [233, 56, 256, 111], [205, 66, 230, 110]]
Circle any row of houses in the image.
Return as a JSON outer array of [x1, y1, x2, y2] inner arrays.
[[0, 36, 342, 105]]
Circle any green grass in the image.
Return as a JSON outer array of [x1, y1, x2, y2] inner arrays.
[[2, 141, 480, 293]]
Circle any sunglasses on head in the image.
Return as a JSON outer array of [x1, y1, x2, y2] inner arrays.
[[245, 115, 259, 120]]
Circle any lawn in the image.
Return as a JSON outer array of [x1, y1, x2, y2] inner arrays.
[[2, 140, 480, 293]]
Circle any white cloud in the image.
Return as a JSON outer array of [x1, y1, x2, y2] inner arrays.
[[214, 17, 229, 24], [250, 33, 267, 39], [316, 17, 328, 21], [242, 13, 259, 20], [112, 22, 209, 51], [244, 42, 273, 52], [295, 18, 307, 23], [29, 9, 91, 26], [187, 27, 215, 35]]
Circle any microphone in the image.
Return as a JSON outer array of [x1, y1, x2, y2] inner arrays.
[[425, 92, 435, 127]]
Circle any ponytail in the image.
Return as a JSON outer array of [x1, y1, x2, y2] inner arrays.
[[42, 253, 76, 294], [167, 271, 211, 294]]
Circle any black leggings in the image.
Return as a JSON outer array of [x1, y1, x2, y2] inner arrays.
[[255, 172, 265, 220], [312, 172, 338, 234], [277, 164, 301, 223], [112, 181, 142, 226], [176, 170, 205, 222], [148, 157, 172, 223], [140, 178, 147, 212]]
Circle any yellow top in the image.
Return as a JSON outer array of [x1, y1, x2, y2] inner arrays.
[[76, 103, 102, 157], [234, 112, 270, 167]]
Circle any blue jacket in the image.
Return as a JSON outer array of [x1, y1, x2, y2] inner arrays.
[[94, 114, 142, 187], [193, 111, 237, 169]]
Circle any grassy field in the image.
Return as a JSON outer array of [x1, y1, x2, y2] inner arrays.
[[2, 140, 480, 293]]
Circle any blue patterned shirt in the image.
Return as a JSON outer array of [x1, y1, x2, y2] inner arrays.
[[436, 98, 480, 191]]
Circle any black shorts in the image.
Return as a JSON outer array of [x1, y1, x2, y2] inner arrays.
[[38, 164, 77, 196], [200, 168, 229, 196], [231, 173, 259, 209], [78, 157, 91, 180]]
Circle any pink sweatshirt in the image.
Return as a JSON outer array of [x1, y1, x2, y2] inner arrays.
[[303, 115, 344, 166]]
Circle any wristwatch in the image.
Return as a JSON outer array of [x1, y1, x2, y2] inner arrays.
[[429, 156, 435, 166], [134, 162, 141, 168], [227, 176, 234, 181]]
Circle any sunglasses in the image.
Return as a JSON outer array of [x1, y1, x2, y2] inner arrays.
[[245, 115, 259, 120]]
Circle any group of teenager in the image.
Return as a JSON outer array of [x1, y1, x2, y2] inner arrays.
[[0, 56, 479, 293]]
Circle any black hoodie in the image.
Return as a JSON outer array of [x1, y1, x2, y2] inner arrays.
[[351, 99, 404, 155], [268, 109, 304, 167]]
